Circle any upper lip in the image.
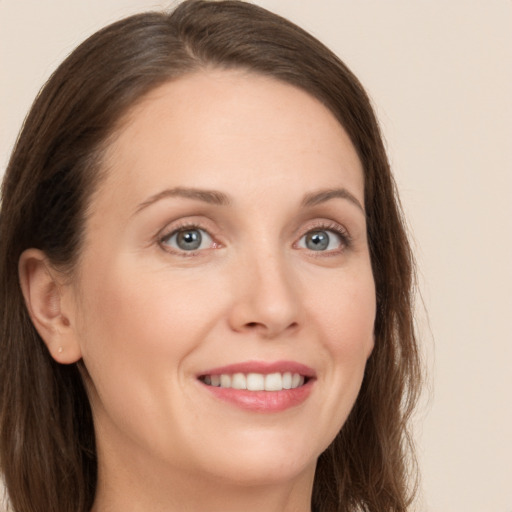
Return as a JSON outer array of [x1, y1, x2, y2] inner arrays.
[[198, 360, 316, 378]]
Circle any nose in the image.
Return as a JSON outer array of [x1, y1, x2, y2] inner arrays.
[[227, 249, 301, 338]]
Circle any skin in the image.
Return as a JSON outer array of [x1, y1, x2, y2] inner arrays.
[[20, 70, 376, 512]]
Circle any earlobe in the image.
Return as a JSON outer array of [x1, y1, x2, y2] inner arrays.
[[18, 248, 82, 364]]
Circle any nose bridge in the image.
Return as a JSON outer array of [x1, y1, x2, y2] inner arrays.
[[229, 235, 300, 336]]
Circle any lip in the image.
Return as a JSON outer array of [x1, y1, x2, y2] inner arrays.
[[198, 360, 316, 378], [197, 360, 316, 413]]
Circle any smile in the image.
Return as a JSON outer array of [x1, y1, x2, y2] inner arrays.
[[197, 361, 315, 412], [199, 372, 307, 391]]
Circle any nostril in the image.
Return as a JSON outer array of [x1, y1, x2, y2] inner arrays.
[[244, 320, 298, 332]]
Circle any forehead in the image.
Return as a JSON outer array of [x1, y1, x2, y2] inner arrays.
[[99, 70, 364, 208]]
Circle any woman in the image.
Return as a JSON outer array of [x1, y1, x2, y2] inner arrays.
[[0, 1, 420, 511]]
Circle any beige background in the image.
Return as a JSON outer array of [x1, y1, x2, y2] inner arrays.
[[1, 1, 511, 511]]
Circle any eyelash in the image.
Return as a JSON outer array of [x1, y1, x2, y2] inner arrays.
[[296, 221, 352, 255], [159, 221, 218, 257], [158, 220, 351, 257]]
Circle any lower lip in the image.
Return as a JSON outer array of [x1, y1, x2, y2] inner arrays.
[[201, 380, 314, 413]]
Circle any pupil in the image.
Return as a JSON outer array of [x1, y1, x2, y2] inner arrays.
[[306, 231, 329, 251], [177, 230, 202, 250]]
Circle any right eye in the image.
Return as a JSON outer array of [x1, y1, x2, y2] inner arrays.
[[161, 226, 215, 253]]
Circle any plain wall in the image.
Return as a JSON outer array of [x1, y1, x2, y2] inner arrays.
[[1, 1, 511, 510]]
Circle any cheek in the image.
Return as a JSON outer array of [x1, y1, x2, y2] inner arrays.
[[312, 267, 376, 357], [73, 261, 226, 451], [77, 265, 221, 369], [310, 267, 375, 407]]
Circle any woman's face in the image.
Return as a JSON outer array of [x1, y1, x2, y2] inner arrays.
[[67, 71, 375, 487]]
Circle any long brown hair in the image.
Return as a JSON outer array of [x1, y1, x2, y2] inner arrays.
[[0, 1, 421, 510]]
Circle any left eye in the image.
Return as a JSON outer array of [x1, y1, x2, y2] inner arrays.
[[161, 227, 214, 252], [297, 229, 343, 252]]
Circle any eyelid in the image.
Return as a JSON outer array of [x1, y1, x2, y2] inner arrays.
[[294, 220, 352, 252], [157, 219, 222, 256], [154, 217, 351, 256]]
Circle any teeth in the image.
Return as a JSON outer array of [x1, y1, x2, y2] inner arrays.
[[231, 373, 246, 389], [282, 372, 292, 389], [247, 373, 265, 391], [202, 372, 307, 391], [220, 374, 231, 388], [265, 372, 282, 391]]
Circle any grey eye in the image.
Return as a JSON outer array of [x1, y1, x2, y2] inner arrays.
[[299, 230, 342, 251], [176, 229, 202, 250], [163, 228, 213, 251]]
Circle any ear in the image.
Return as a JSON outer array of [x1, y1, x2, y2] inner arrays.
[[18, 248, 82, 364]]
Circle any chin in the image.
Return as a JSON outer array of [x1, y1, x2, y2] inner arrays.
[[194, 431, 322, 487], [210, 457, 316, 488]]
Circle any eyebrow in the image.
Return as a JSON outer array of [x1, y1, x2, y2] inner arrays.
[[134, 185, 364, 214], [135, 187, 231, 214], [301, 188, 365, 213]]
